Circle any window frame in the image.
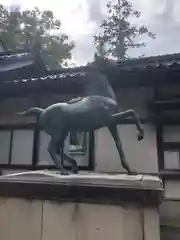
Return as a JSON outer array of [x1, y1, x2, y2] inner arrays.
[[153, 96, 180, 179], [157, 123, 180, 171], [69, 131, 88, 155], [0, 123, 94, 171]]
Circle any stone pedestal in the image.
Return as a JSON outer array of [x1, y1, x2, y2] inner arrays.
[[0, 171, 163, 240]]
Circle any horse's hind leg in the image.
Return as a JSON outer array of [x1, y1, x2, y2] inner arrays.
[[108, 125, 132, 174], [112, 109, 144, 141], [47, 136, 69, 175], [56, 133, 78, 174], [63, 154, 78, 174]]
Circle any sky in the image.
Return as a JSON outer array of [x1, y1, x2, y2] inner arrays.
[[1, 0, 180, 65]]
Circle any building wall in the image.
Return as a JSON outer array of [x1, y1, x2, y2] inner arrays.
[[155, 85, 180, 240], [1, 85, 180, 239], [94, 87, 158, 173], [95, 124, 157, 173], [0, 94, 89, 167], [0, 87, 158, 173], [156, 85, 180, 200], [0, 197, 160, 240]]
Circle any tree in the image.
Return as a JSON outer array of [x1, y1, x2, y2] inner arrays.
[[0, 5, 75, 69], [93, 0, 155, 61]]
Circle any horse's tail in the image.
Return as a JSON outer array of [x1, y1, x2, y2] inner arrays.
[[15, 107, 44, 117]]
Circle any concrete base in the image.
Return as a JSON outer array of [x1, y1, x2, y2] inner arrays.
[[0, 171, 163, 240]]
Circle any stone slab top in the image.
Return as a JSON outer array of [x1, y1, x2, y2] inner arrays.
[[0, 170, 163, 191], [0, 171, 164, 205]]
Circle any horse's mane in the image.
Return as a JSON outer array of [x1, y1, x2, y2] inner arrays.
[[85, 57, 118, 101]]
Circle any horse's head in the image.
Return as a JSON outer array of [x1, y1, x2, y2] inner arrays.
[[84, 57, 117, 101], [89, 54, 109, 72], [89, 55, 119, 76]]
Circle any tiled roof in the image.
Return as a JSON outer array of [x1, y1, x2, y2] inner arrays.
[[0, 48, 47, 81], [1, 51, 180, 86], [116, 53, 180, 71], [0, 51, 34, 72]]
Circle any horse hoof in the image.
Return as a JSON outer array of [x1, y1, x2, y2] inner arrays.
[[72, 166, 79, 174], [60, 170, 69, 175], [137, 130, 144, 141], [128, 171, 138, 175]]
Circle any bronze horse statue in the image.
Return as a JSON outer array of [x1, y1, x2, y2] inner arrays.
[[18, 58, 144, 175]]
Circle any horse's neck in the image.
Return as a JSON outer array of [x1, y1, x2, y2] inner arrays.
[[85, 71, 117, 101], [104, 82, 117, 101]]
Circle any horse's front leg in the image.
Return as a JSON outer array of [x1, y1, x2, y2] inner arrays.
[[108, 125, 132, 174], [112, 109, 144, 141]]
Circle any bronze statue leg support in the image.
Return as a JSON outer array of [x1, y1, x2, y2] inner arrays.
[[112, 109, 144, 140], [108, 125, 132, 174]]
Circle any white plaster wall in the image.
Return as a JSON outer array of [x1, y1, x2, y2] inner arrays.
[[11, 130, 34, 165], [0, 88, 158, 172], [94, 124, 158, 173], [94, 87, 158, 173], [0, 197, 160, 240]]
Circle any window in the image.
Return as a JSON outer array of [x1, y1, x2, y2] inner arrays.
[[0, 96, 94, 171], [162, 126, 180, 170], [0, 128, 34, 167], [154, 98, 180, 173], [0, 131, 11, 164], [11, 130, 34, 165], [38, 131, 90, 168], [164, 150, 180, 170], [0, 126, 93, 170], [69, 132, 87, 154]]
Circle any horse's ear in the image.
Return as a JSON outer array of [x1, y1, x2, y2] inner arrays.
[[89, 54, 111, 72], [93, 55, 106, 67]]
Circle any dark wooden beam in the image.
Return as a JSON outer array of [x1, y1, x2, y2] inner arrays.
[[0, 164, 95, 171], [156, 114, 164, 171], [163, 142, 180, 150], [32, 97, 40, 168], [160, 170, 180, 180], [0, 123, 36, 130], [88, 131, 95, 170], [150, 99, 180, 111], [8, 130, 13, 165]]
